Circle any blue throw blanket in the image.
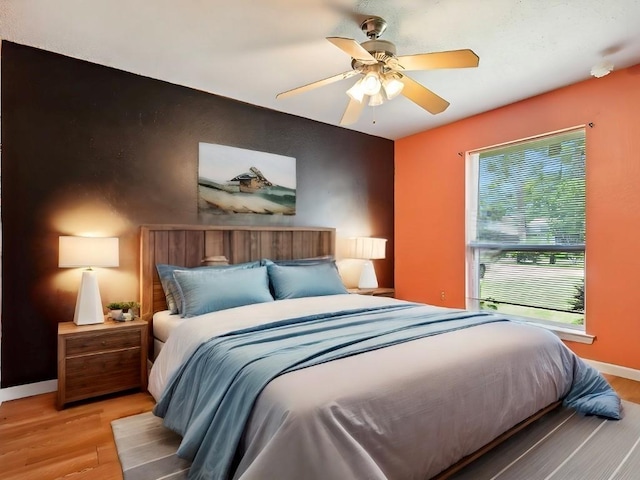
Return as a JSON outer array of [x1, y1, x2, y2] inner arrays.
[[154, 304, 621, 480]]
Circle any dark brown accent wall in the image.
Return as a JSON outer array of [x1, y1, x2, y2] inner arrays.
[[1, 42, 394, 388]]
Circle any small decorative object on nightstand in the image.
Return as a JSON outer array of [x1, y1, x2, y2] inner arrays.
[[347, 287, 395, 298], [106, 301, 140, 321], [57, 319, 148, 409]]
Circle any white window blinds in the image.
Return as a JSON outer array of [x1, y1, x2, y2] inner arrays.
[[466, 128, 586, 327]]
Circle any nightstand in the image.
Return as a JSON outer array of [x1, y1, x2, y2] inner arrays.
[[347, 287, 395, 298], [57, 319, 148, 409]]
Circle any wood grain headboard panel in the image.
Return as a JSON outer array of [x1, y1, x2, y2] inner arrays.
[[140, 225, 336, 322]]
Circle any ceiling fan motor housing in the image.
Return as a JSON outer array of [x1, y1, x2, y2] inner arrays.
[[361, 39, 396, 57], [360, 16, 387, 39], [351, 39, 398, 72]]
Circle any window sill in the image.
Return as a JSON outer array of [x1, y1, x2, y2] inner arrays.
[[527, 322, 595, 345]]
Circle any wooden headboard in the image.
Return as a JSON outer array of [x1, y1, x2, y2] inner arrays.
[[139, 224, 336, 323]]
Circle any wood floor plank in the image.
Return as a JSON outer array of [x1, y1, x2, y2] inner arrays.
[[0, 449, 28, 472], [0, 377, 636, 479], [97, 441, 120, 465], [2, 447, 98, 480], [604, 375, 640, 404], [59, 461, 124, 480], [1, 412, 101, 452], [0, 391, 153, 480]]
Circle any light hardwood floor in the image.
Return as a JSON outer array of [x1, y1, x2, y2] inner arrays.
[[0, 391, 154, 480], [603, 374, 640, 403], [0, 376, 638, 480]]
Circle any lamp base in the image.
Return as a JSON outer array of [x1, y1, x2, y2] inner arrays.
[[358, 260, 379, 289], [73, 270, 105, 325]]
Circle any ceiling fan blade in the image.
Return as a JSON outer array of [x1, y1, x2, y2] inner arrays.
[[396, 49, 479, 71], [327, 37, 377, 65], [340, 97, 366, 125], [398, 75, 450, 114], [276, 70, 359, 100]]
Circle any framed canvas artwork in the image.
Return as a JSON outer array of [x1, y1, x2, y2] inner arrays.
[[198, 142, 296, 215]]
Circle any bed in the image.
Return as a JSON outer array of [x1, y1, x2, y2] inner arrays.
[[141, 225, 620, 480]]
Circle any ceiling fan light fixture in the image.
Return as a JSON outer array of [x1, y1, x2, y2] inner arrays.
[[368, 92, 385, 107], [361, 72, 382, 96], [347, 79, 366, 103], [590, 61, 614, 78], [382, 75, 404, 99], [276, 16, 480, 125]]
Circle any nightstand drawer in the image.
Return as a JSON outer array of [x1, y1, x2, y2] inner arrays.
[[65, 329, 141, 356], [64, 348, 141, 402]]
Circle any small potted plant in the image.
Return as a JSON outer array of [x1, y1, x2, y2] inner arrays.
[[124, 301, 140, 319], [107, 301, 140, 321], [106, 302, 126, 320]]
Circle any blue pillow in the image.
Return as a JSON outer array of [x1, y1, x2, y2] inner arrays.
[[267, 262, 348, 300], [156, 261, 260, 314], [172, 266, 274, 318]]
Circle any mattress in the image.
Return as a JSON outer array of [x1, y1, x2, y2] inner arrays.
[[152, 310, 187, 359], [153, 309, 185, 344]]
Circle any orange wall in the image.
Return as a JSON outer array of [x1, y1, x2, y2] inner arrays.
[[395, 63, 640, 369]]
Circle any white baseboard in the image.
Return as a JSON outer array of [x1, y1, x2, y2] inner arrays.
[[0, 379, 58, 404], [583, 359, 640, 382]]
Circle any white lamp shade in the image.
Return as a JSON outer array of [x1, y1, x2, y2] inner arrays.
[[368, 92, 385, 107], [361, 72, 382, 95], [59, 236, 119, 267], [382, 75, 404, 99], [347, 79, 366, 103], [347, 237, 387, 260]]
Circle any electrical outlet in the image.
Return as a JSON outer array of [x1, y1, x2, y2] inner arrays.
[[440, 291, 445, 301]]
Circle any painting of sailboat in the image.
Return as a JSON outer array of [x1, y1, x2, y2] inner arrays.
[[198, 142, 296, 215]]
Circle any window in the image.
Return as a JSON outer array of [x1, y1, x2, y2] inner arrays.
[[466, 128, 586, 328]]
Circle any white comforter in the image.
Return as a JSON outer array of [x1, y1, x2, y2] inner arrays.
[[150, 295, 576, 479]]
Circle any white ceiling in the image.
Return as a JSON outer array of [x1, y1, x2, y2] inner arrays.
[[2, 0, 640, 140]]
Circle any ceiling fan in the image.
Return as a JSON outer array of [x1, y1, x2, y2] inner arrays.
[[276, 16, 479, 125]]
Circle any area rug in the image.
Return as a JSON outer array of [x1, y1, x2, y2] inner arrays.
[[112, 401, 640, 480], [111, 411, 190, 480]]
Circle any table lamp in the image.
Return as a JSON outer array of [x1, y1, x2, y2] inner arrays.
[[348, 237, 387, 289], [59, 236, 119, 325]]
